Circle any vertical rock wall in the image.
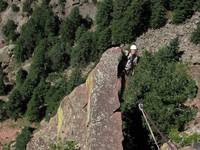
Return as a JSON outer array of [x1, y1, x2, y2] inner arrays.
[[27, 47, 124, 150]]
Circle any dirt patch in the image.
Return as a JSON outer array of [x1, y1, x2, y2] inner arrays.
[[0, 120, 20, 149]]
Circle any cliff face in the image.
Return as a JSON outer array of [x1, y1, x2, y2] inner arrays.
[[27, 47, 123, 150]]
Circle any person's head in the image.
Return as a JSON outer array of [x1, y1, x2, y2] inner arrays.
[[130, 44, 137, 54]]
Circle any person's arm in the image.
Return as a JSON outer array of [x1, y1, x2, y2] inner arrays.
[[133, 56, 138, 64]]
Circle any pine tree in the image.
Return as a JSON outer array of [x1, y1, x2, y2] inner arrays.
[[150, 0, 167, 29], [16, 69, 27, 86], [96, 0, 113, 30], [60, 7, 82, 46], [0, 101, 7, 121], [70, 32, 96, 66], [47, 41, 69, 71], [20, 40, 47, 106], [75, 25, 87, 42], [112, 0, 151, 44], [66, 68, 84, 94], [44, 78, 67, 120], [172, 0, 195, 24], [2, 20, 18, 41], [26, 79, 49, 122], [15, 127, 33, 150], [191, 23, 200, 44], [195, 0, 200, 11], [0, 0, 8, 12], [7, 89, 23, 119], [96, 28, 112, 55], [0, 66, 5, 95], [14, 3, 59, 62], [112, 0, 131, 20]]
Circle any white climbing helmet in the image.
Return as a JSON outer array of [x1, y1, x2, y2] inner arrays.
[[130, 44, 137, 50]]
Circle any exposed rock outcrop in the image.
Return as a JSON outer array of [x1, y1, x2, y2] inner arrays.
[[50, 0, 97, 20], [136, 12, 200, 65], [27, 47, 123, 150]]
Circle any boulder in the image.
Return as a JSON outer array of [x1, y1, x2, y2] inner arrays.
[[27, 47, 124, 150]]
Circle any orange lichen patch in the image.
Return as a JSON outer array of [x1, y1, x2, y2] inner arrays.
[[0, 120, 20, 149]]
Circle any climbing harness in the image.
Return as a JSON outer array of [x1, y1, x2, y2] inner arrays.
[[138, 103, 177, 150]]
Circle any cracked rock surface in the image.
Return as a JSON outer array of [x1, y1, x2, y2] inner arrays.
[[27, 47, 123, 150]]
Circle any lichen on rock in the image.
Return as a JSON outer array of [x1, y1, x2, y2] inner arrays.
[[27, 47, 124, 150]]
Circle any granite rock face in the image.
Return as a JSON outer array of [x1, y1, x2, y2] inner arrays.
[[136, 12, 200, 65], [27, 47, 123, 150]]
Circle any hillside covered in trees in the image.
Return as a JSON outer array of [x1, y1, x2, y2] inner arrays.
[[0, 0, 200, 149]]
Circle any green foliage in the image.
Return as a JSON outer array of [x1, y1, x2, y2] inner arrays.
[[66, 68, 84, 94], [11, 4, 20, 12], [0, 66, 5, 95], [172, 0, 195, 24], [0, 0, 8, 12], [26, 79, 49, 122], [75, 25, 87, 42], [20, 40, 47, 103], [22, 0, 32, 14], [169, 129, 200, 147], [15, 127, 33, 150], [50, 140, 77, 150], [123, 39, 197, 135], [44, 77, 68, 120], [9, 41, 48, 120], [70, 31, 97, 67], [96, 27, 112, 55], [16, 69, 27, 86], [47, 40, 69, 72], [60, 7, 82, 46], [194, 0, 200, 11], [14, 3, 59, 62], [3, 143, 11, 150], [112, 0, 151, 44], [44, 69, 84, 121], [150, 0, 167, 29], [96, 0, 113, 30], [191, 22, 200, 44], [0, 101, 8, 121], [112, 0, 131, 20], [2, 20, 18, 41], [7, 88, 23, 119], [59, 0, 66, 9]]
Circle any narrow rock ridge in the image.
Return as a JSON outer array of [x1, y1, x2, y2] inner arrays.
[[27, 47, 124, 150]]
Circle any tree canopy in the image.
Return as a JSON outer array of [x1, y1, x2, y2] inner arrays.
[[15, 127, 33, 150], [14, 2, 59, 62], [0, 0, 8, 12], [96, 0, 113, 31], [191, 22, 200, 44], [123, 39, 197, 138], [2, 20, 18, 41], [150, 0, 167, 29], [112, 0, 151, 44]]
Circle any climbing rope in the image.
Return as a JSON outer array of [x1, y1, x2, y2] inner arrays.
[[138, 103, 177, 150], [138, 103, 160, 150]]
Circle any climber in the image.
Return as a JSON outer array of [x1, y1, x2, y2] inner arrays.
[[125, 44, 139, 75]]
